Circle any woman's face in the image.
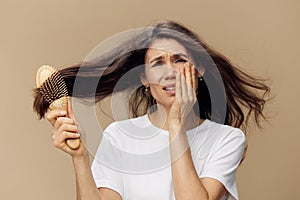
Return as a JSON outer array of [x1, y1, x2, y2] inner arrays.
[[143, 38, 198, 108]]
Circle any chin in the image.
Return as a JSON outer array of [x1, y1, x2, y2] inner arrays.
[[156, 97, 176, 108]]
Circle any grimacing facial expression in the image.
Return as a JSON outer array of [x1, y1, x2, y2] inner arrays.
[[143, 38, 198, 108]]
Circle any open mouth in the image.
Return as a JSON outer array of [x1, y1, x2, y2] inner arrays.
[[162, 84, 176, 93], [163, 86, 175, 91]]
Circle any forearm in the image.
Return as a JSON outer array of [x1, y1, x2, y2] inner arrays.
[[72, 156, 103, 200], [169, 127, 209, 200]]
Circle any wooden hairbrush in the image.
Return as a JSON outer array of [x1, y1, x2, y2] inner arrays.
[[36, 65, 80, 150]]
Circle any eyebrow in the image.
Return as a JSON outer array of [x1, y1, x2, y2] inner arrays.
[[173, 53, 188, 59], [150, 55, 164, 64], [149, 53, 188, 64]]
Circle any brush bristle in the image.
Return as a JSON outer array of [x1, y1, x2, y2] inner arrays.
[[39, 72, 68, 105]]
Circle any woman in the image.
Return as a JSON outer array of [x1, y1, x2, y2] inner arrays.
[[33, 20, 270, 200]]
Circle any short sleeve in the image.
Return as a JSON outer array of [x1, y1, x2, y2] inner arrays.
[[199, 128, 247, 200], [91, 124, 124, 198]]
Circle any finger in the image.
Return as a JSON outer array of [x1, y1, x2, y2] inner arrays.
[[52, 130, 80, 140], [191, 65, 197, 90], [45, 110, 67, 126], [181, 65, 187, 100], [53, 131, 80, 148], [67, 98, 74, 119], [53, 117, 75, 132], [185, 64, 194, 98], [53, 124, 78, 141], [61, 131, 81, 139], [176, 69, 181, 101], [185, 63, 192, 86], [67, 98, 80, 127], [57, 123, 78, 134]]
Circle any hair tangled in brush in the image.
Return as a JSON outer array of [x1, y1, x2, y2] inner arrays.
[[33, 20, 271, 133], [33, 87, 50, 119]]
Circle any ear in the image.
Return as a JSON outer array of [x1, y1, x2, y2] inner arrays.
[[140, 73, 149, 87], [197, 66, 205, 77]]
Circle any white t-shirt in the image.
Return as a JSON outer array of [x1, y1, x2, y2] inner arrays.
[[91, 114, 246, 200]]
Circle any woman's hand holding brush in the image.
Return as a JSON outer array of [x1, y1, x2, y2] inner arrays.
[[45, 102, 87, 158]]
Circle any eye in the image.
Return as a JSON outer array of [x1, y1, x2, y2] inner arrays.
[[175, 58, 187, 63], [152, 61, 163, 67]]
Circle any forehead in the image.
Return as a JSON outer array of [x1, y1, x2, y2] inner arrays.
[[145, 39, 188, 61]]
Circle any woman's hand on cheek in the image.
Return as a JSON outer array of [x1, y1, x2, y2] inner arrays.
[[167, 63, 197, 131]]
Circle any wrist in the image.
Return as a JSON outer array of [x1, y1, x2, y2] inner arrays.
[[169, 123, 182, 131], [168, 123, 184, 138], [166, 115, 181, 128], [72, 153, 90, 165]]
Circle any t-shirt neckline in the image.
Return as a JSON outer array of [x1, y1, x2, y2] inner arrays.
[[143, 114, 210, 135]]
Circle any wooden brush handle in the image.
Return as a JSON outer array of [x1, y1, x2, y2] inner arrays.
[[66, 137, 81, 150], [50, 97, 80, 150]]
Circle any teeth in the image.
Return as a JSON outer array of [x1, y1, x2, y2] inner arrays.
[[165, 87, 175, 91]]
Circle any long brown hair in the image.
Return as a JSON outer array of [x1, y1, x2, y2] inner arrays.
[[33, 20, 270, 134]]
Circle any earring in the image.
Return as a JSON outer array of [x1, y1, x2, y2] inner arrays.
[[199, 76, 203, 81], [145, 85, 149, 92]]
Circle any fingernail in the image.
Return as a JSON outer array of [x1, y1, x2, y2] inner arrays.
[[76, 133, 81, 137]]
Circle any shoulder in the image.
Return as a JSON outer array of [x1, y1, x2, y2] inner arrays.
[[103, 115, 148, 137], [206, 121, 246, 145], [218, 123, 246, 147], [189, 120, 246, 160], [205, 121, 247, 159]]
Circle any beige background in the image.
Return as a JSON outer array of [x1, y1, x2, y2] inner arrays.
[[1, 0, 299, 199]]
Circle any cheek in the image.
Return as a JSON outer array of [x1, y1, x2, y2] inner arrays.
[[149, 84, 165, 103], [149, 84, 161, 97], [145, 70, 164, 84]]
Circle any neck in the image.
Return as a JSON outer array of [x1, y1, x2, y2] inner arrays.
[[148, 103, 203, 131]]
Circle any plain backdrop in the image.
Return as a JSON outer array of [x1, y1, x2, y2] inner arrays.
[[1, 0, 299, 199]]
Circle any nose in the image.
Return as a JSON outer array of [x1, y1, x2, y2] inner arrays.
[[164, 62, 178, 80], [167, 61, 181, 72]]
